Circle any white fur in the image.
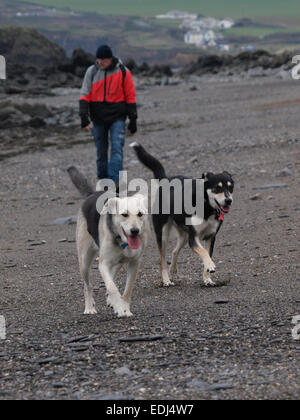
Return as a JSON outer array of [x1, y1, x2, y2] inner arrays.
[[76, 194, 150, 317]]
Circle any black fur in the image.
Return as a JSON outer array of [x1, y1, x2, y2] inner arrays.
[[132, 143, 166, 179], [68, 166, 121, 246], [67, 166, 94, 198], [81, 191, 103, 247], [131, 143, 234, 258]]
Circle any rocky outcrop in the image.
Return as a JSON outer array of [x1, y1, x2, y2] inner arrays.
[[0, 26, 66, 69], [181, 49, 293, 76], [125, 59, 173, 77], [0, 26, 89, 94], [58, 47, 95, 77], [0, 100, 75, 130], [0, 26, 295, 97]]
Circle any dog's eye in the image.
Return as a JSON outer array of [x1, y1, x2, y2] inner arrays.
[[213, 187, 223, 194], [138, 212, 143, 218], [122, 213, 129, 218]]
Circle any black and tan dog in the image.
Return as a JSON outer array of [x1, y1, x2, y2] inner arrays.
[[130, 142, 234, 287]]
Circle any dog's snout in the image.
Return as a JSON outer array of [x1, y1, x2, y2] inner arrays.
[[225, 198, 232, 205], [130, 228, 140, 237]]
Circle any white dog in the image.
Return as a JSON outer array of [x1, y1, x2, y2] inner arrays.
[[76, 191, 149, 317]]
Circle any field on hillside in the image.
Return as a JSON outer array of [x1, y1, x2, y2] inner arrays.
[[18, 0, 300, 19], [2, 0, 300, 60]]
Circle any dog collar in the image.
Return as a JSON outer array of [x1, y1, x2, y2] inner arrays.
[[218, 212, 224, 221], [115, 235, 128, 249], [216, 211, 224, 221]]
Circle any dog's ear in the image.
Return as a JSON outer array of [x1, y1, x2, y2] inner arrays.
[[131, 194, 148, 215], [100, 197, 119, 215], [201, 172, 213, 182], [223, 171, 233, 179]]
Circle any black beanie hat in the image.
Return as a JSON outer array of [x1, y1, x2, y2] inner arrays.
[[96, 45, 113, 59]]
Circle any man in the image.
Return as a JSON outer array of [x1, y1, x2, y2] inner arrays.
[[79, 45, 137, 184]]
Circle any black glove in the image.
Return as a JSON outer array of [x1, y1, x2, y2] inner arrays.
[[79, 99, 90, 128], [128, 119, 137, 134], [81, 116, 90, 129]]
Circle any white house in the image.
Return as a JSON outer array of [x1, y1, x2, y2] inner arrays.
[[219, 44, 230, 52], [219, 19, 234, 29], [184, 31, 205, 45], [181, 16, 234, 31], [184, 30, 218, 47], [156, 10, 197, 20]]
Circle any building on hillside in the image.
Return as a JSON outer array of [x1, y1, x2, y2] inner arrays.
[[180, 16, 234, 31], [219, 44, 231, 51], [184, 30, 219, 47], [219, 18, 234, 29], [156, 10, 198, 20]]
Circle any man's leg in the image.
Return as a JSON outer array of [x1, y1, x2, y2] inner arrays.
[[108, 120, 126, 183], [92, 123, 109, 179]]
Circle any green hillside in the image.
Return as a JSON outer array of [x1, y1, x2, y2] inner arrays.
[[18, 0, 300, 19], [3, 0, 300, 61]]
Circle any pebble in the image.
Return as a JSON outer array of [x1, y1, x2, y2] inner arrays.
[[276, 168, 293, 177], [269, 338, 282, 344], [188, 380, 233, 391], [96, 394, 129, 400], [214, 299, 229, 304], [38, 357, 59, 365], [48, 216, 77, 225], [115, 366, 134, 376], [118, 335, 164, 343], [250, 193, 262, 200], [67, 335, 92, 344], [207, 383, 233, 391], [253, 184, 287, 190]]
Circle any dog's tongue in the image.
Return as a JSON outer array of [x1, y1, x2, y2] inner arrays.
[[126, 234, 141, 250]]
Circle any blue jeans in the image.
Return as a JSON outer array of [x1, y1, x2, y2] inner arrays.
[[92, 120, 125, 183]]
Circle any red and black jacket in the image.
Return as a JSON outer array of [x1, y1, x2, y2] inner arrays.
[[79, 57, 137, 127]]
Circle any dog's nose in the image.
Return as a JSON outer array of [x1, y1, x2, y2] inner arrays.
[[225, 198, 232, 205], [130, 228, 140, 237]]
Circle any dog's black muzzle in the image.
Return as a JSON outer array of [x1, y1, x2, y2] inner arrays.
[[130, 228, 140, 238]]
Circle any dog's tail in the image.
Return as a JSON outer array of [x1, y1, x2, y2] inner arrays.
[[67, 166, 95, 198], [130, 142, 166, 180]]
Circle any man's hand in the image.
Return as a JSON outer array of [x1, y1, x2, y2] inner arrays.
[[127, 119, 137, 136], [82, 122, 93, 132]]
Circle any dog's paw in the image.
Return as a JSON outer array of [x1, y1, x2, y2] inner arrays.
[[84, 301, 97, 314], [163, 280, 175, 287], [84, 298, 97, 314], [204, 259, 216, 274], [117, 298, 133, 317], [162, 277, 175, 287], [120, 307, 133, 318], [161, 272, 175, 287], [203, 277, 217, 287], [84, 307, 98, 315], [107, 294, 133, 317], [115, 302, 133, 318]]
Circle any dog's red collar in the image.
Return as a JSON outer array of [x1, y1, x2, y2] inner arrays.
[[217, 211, 224, 221]]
